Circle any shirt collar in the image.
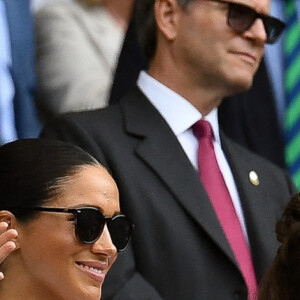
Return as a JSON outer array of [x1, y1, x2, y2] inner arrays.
[[137, 71, 221, 144]]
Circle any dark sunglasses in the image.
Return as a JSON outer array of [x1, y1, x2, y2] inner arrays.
[[209, 0, 286, 44], [15, 206, 134, 252]]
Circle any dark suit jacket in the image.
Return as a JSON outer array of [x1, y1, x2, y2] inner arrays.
[[4, 0, 41, 138], [42, 86, 295, 300], [109, 6, 286, 170]]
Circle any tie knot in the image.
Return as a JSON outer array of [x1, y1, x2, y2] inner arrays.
[[192, 119, 213, 141]]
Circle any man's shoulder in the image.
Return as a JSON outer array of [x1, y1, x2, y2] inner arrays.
[[43, 86, 147, 133], [52, 102, 122, 129]]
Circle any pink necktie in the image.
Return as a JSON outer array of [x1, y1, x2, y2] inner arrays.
[[192, 119, 257, 300]]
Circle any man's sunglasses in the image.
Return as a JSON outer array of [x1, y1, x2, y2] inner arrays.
[[15, 206, 134, 252], [209, 0, 286, 44]]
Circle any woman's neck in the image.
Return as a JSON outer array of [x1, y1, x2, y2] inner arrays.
[[0, 265, 32, 299], [0, 256, 59, 300]]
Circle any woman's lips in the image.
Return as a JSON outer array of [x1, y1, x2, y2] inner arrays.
[[76, 261, 107, 282]]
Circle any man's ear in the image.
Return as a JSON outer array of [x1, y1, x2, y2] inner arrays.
[[0, 210, 20, 249], [154, 0, 182, 41]]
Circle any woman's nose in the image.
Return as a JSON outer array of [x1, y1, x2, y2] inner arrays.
[[91, 224, 117, 257]]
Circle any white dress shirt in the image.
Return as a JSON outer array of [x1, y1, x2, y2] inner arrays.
[[0, 0, 17, 143], [137, 71, 249, 240]]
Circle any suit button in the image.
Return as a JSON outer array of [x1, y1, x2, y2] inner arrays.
[[233, 289, 247, 300]]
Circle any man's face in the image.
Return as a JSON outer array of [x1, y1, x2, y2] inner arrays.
[[172, 0, 270, 96]]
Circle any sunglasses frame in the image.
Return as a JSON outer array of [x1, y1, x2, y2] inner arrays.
[[208, 0, 286, 44], [13, 206, 134, 252]]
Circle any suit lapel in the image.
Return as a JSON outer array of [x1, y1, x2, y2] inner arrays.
[[221, 133, 280, 280], [121, 87, 238, 268]]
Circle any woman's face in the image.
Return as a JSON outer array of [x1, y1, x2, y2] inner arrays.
[[17, 165, 119, 300]]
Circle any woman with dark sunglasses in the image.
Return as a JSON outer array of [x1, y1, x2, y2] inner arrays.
[[0, 138, 133, 299]]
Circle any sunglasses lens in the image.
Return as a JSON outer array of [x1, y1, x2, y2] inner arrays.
[[108, 215, 133, 252], [262, 17, 286, 44], [74, 208, 133, 250], [228, 3, 285, 44], [228, 3, 256, 33], [76, 208, 104, 243]]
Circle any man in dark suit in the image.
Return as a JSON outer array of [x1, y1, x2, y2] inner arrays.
[[41, 0, 295, 299], [109, 2, 286, 170], [0, 0, 41, 144]]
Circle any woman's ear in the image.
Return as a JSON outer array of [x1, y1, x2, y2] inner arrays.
[[0, 210, 14, 226], [0, 210, 20, 249]]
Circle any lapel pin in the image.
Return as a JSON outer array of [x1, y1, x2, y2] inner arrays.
[[249, 171, 259, 186]]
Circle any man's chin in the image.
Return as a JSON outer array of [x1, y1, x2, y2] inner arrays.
[[225, 74, 254, 96]]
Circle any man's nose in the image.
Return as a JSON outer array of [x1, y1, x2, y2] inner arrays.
[[244, 18, 268, 44]]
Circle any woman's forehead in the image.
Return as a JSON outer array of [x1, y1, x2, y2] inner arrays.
[[52, 165, 120, 216]]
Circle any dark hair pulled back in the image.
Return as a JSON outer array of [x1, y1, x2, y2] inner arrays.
[[0, 139, 99, 222]]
